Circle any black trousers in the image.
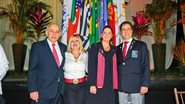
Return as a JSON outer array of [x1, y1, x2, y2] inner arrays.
[[63, 82, 86, 104], [0, 95, 5, 104]]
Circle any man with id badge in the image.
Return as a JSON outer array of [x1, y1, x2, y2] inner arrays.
[[116, 21, 150, 104]]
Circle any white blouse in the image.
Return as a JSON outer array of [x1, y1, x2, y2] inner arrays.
[[64, 52, 88, 79], [0, 45, 8, 95]]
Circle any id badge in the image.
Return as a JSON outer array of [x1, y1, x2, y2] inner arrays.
[[131, 50, 138, 58]]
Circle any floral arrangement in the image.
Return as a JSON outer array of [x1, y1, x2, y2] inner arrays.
[[132, 11, 151, 40], [173, 41, 185, 67]]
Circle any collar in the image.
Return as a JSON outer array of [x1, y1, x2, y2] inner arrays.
[[123, 37, 133, 43], [47, 38, 58, 46]]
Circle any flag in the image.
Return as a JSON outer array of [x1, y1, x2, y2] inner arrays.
[[114, 0, 126, 45], [96, 0, 100, 42], [61, 0, 72, 45], [61, 0, 126, 48], [108, 0, 116, 45], [67, 0, 81, 41], [89, 0, 100, 46], [98, 0, 108, 38], [78, 0, 91, 49]]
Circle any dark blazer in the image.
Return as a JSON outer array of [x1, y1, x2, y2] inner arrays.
[[87, 42, 117, 86], [28, 39, 66, 99], [116, 39, 150, 93]]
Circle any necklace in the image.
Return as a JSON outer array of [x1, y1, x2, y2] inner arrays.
[[74, 56, 79, 62], [102, 41, 110, 51], [72, 51, 80, 62]]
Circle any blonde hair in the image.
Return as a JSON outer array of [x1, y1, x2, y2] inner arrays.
[[67, 34, 85, 53]]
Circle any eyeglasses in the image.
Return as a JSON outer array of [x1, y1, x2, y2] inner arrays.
[[48, 29, 60, 34], [121, 28, 132, 32]]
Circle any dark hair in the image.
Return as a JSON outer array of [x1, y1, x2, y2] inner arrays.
[[100, 25, 113, 43], [102, 25, 113, 33], [119, 21, 134, 31]]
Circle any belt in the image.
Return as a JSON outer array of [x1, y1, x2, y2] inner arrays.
[[64, 77, 86, 84]]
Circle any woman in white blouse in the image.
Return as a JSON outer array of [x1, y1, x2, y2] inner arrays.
[[63, 34, 88, 104]]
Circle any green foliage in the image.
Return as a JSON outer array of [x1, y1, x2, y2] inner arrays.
[[28, 4, 53, 42], [173, 41, 185, 66], [0, 0, 52, 43], [145, 0, 176, 20], [145, 0, 177, 44]]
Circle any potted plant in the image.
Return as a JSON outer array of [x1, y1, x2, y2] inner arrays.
[[132, 11, 152, 40], [145, 0, 177, 71], [0, 0, 51, 72], [28, 5, 53, 42], [173, 40, 185, 74], [174, 2, 185, 74], [178, 1, 185, 24]]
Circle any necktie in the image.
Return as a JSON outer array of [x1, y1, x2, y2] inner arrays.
[[122, 41, 129, 58], [52, 44, 60, 67]]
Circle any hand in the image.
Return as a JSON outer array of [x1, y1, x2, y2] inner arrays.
[[140, 87, 148, 95], [30, 91, 39, 102], [90, 86, 97, 94]]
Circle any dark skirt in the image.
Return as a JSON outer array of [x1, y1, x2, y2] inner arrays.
[[85, 86, 118, 104], [63, 82, 87, 104], [86, 44, 118, 104]]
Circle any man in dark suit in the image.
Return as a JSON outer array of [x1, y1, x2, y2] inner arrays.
[[117, 21, 150, 104], [28, 23, 66, 104]]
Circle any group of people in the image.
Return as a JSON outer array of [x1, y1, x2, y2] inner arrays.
[[28, 21, 150, 104]]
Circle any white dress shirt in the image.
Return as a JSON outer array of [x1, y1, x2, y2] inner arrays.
[[47, 39, 62, 65], [64, 52, 88, 79], [0, 45, 9, 95], [122, 38, 133, 55]]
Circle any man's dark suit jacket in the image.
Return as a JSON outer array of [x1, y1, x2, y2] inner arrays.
[[28, 39, 66, 99], [116, 39, 150, 93]]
